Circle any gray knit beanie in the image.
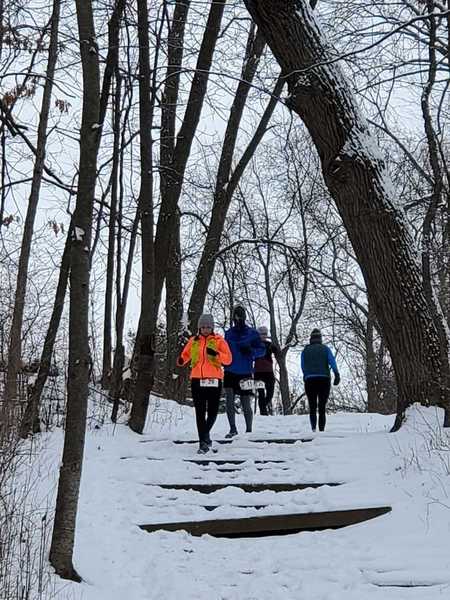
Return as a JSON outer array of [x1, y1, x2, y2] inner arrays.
[[257, 326, 268, 335], [198, 313, 214, 330]]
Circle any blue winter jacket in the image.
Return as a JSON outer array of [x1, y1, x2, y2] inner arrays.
[[301, 342, 339, 380], [225, 324, 265, 375]]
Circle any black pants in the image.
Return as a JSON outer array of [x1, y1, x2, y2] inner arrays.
[[305, 377, 331, 431], [254, 372, 275, 415], [191, 379, 221, 444]]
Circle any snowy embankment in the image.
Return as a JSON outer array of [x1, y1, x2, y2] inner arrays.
[[20, 399, 450, 599]]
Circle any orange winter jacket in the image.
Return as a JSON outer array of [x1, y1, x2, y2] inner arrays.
[[178, 334, 232, 380]]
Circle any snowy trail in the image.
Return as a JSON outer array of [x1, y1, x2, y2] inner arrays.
[[41, 401, 450, 599]]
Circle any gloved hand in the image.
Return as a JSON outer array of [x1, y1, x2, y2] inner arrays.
[[333, 373, 340, 386], [176, 356, 184, 367], [206, 347, 218, 357], [239, 344, 252, 356]]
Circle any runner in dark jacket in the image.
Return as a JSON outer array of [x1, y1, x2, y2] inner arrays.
[[301, 328, 340, 432], [224, 305, 265, 437], [254, 326, 276, 415]]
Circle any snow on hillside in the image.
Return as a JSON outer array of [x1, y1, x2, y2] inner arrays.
[[15, 400, 450, 599]]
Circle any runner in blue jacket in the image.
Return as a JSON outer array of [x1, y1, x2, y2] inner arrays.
[[224, 305, 265, 436], [301, 328, 340, 432]]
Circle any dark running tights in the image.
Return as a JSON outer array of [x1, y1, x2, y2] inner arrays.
[[305, 377, 331, 431], [191, 379, 221, 443]]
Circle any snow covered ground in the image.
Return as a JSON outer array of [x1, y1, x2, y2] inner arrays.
[[21, 399, 450, 599]]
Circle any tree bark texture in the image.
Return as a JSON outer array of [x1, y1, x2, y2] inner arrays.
[[5, 0, 60, 404], [128, 0, 156, 433], [49, 0, 100, 581], [243, 0, 450, 430]]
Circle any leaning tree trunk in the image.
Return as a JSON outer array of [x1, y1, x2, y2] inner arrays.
[[244, 0, 450, 430], [5, 0, 60, 404], [19, 225, 71, 438], [48, 0, 100, 581]]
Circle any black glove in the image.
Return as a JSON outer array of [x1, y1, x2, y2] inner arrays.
[[206, 347, 218, 357], [333, 373, 340, 386], [239, 344, 252, 356]]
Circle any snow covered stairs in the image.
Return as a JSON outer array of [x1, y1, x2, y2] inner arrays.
[[138, 433, 392, 538]]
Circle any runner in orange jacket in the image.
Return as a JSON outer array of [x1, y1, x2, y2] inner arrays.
[[177, 313, 232, 454]]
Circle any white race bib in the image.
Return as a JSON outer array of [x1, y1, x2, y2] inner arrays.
[[239, 378, 254, 391], [200, 378, 219, 388], [254, 380, 265, 390]]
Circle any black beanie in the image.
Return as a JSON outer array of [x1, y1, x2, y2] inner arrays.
[[232, 305, 246, 324], [310, 328, 322, 343]]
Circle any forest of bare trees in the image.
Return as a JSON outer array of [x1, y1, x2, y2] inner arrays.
[[0, 0, 449, 588]]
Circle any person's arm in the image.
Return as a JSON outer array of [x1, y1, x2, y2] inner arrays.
[[177, 337, 193, 367], [326, 346, 340, 384], [326, 346, 338, 375], [217, 337, 232, 366], [251, 331, 266, 359]]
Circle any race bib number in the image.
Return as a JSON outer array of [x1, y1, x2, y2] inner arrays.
[[239, 378, 254, 391], [200, 378, 219, 387], [254, 380, 265, 390]]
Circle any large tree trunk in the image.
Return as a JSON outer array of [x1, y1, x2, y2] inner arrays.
[[5, 0, 60, 403], [160, 1, 190, 401], [244, 0, 450, 430], [48, 0, 100, 581], [128, 0, 156, 434]]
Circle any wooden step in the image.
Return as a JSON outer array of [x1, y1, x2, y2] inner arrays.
[[167, 437, 313, 445], [139, 506, 391, 537], [211, 466, 290, 473], [184, 459, 286, 466], [145, 482, 340, 493]]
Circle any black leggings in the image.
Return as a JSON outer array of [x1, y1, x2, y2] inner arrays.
[[305, 377, 331, 431], [254, 372, 275, 415], [191, 379, 222, 443]]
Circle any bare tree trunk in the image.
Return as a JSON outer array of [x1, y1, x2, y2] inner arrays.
[[165, 215, 184, 399], [48, 0, 100, 580], [101, 75, 122, 388], [365, 303, 378, 413], [160, 1, 190, 400], [186, 27, 267, 332], [128, 0, 157, 433], [19, 226, 71, 438], [110, 212, 139, 422], [19, 0, 126, 435], [420, 1, 450, 426], [153, 0, 226, 314], [5, 0, 60, 403], [276, 349, 291, 414], [244, 0, 450, 430]]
